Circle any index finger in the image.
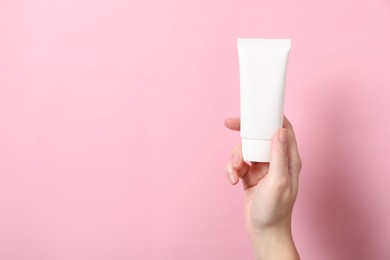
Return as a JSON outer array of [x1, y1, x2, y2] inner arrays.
[[224, 117, 240, 131]]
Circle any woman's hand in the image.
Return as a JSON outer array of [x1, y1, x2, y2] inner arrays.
[[224, 116, 301, 260]]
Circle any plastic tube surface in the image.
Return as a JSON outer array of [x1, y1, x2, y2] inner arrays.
[[237, 38, 291, 162]]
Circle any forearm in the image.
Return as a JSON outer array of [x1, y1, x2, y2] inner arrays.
[[251, 224, 300, 260]]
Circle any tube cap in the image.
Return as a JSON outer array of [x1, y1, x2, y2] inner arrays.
[[242, 138, 272, 162]]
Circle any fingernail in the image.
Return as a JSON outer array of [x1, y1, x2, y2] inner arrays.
[[279, 128, 288, 143], [229, 173, 237, 184], [231, 155, 240, 169]]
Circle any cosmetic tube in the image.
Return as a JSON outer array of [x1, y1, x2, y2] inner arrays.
[[237, 38, 291, 162]]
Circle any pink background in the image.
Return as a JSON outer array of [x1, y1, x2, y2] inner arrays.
[[1, 0, 390, 259]]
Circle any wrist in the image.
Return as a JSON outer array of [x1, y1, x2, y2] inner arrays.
[[250, 223, 299, 260]]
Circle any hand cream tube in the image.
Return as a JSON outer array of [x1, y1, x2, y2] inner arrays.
[[237, 38, 291, 162]]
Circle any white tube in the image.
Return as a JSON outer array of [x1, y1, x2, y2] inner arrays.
[[237, 38, 291, 162]]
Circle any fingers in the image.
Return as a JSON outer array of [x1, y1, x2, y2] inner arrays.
[[225, 160, 248, 185], [268, 127, 302, 198], [283, 116, 302, 177], [232, 145, 251, 182], [225, 163, 239, 184], [283, 115, 293, 130], [225, 144, 266, 190], [269, 128, 289, 180], [245, 162, 269, 189], [224, 117, 240, 131], [224, 115, 301, 192], [225, 144, 250, 185]]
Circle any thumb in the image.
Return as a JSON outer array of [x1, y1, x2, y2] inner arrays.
[[268, 128, 289, 178]]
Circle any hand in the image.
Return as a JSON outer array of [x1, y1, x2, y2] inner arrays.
[[224, 116, 302, 260]]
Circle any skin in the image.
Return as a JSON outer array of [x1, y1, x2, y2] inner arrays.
[[224, 116, 302, 260]]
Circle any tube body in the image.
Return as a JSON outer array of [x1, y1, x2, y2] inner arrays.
[[237, 38, 291, 162]]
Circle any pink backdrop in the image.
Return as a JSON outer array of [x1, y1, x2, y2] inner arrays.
[[1, 0, 390, 259]]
